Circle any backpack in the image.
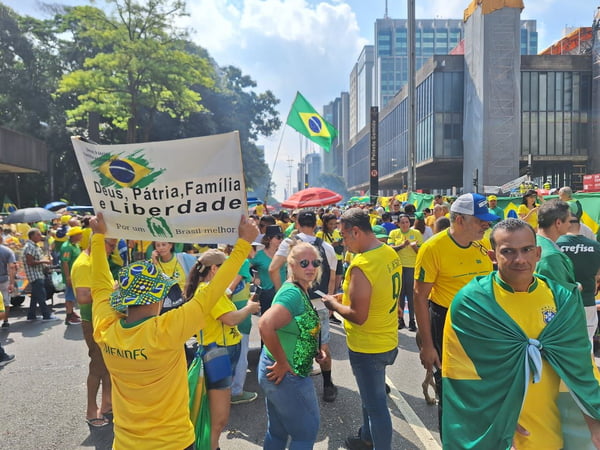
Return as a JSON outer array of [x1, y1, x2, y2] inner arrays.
[[296, 236, 330, 298]]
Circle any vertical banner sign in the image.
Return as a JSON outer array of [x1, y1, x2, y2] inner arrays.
[[71, 132, 247, 245], [370, 107, 379, 204]]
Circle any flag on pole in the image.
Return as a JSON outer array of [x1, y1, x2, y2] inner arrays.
[[286, 92, 338, 152]]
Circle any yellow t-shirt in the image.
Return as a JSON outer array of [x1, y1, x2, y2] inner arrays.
[[156, 256, 186, 291], [80, 227, 92, 251], [254, 204, 265, 217], [342, 244, 401, 353], [517, 204, 538, 230], [415, 230, 493, 309], [425, 214, 436, 228], [388, 228, 423, 268], [316, 229, 343, 261], [197, 283, 242, 346], [90, 233, 251, 449], [493, 277, 562, 450], [71, 251, 92, 291], [0, 294, 4, 313]]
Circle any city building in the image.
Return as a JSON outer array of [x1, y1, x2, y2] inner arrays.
[[331, 2, 597, 195], [373, 18, 537, 110]]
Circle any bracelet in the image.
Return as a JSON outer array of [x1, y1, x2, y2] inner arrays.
[[225, 288, 233, 296]]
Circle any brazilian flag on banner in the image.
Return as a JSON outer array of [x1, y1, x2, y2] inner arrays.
[[286, 92, 338, 152]]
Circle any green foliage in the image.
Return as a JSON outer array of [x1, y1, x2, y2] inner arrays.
[[0, 0, 282, 206], [56, 0, 215, 143]]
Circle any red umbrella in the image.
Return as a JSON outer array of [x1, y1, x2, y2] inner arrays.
[[281, 187, 342, 209]]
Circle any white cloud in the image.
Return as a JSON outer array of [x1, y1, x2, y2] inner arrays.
[[182, 0, 367, 199], [181, 0, 242, 53]]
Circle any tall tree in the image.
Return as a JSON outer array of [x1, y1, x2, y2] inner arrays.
[[57, 0, 215, 143]]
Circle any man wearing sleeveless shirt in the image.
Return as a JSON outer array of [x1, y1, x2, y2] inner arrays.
[[323, 208, 402, 449]]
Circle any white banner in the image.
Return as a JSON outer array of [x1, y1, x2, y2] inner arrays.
[[500, 175, 528, 194], [71, 132, 246, 244]]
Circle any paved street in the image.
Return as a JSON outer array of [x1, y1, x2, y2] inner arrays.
[[0, 293, 441, 450]]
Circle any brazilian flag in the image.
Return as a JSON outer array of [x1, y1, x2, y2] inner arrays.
[[286, 92, 338, 152], [91, 149, 164, 189], [2, 195, 17, 213]]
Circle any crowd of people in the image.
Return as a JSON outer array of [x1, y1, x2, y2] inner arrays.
[[1, 186, 600, 449]]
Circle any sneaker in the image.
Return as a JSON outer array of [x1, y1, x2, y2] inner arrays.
[[27, 316, 42, 321], [231, 391, 258, 405], [323, 384, 338, 402], [1, 321, 9, 328], [66, 313, 82, 325], [398, 318, 406, 330], [329, 315, 342, 325], [43, 314, 60, 321], [0, 354, 15, 367], [408, 322, 417, 332]]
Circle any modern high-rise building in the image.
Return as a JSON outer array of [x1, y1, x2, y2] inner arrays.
[[349, 46, 375, 139], [342, 5, 596, 194], [373, 18, 538, 108]]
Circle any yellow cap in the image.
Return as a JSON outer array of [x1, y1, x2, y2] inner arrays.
[[60, 214, 72, 224], [66, 226, 83, 236], [487, 195, 497, 201]]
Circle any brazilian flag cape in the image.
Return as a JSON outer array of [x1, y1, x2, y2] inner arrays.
[[442, 273, 600, 449]]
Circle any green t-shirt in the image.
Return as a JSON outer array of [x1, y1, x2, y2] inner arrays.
[[250, 250, 285, 291], [488, 206, 505, 224], [61, 240, 81, 283], [557, 234, 600, 306], [265, 282, 319, 377], [535, 235, 578, 292], [231, 259, 253, 334]]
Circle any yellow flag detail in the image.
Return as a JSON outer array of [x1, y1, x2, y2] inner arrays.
[[98, 157, 152, 188]]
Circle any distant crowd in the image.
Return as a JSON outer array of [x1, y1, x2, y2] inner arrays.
[[1, 185, 600, 449]]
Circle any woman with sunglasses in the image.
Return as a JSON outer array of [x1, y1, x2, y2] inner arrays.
[[184, 249, 260, 450], [258, 241, 325, 449]]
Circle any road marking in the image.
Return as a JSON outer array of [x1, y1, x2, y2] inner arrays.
[[386, 376, 442, 450]]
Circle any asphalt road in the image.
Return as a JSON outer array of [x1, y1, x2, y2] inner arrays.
[[0, 293, 441, 450]]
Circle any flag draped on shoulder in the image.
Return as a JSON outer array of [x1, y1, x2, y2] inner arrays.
[[286, 91, 338, 152]]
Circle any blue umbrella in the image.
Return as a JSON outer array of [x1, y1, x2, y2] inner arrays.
[[44, 201, 67, 211]]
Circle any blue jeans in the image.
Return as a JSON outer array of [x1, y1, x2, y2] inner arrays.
[[258, 349, 319, 450], [27, 278, 52, 320], [349, 348, 398, 450]]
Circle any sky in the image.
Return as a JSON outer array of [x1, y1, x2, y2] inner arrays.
[[3, 0, 596, 200]]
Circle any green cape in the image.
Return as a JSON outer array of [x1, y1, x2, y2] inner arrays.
[[442, 273, 600, 449]]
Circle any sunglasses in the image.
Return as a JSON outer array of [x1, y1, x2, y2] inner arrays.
[[298, 259, 322, 269]]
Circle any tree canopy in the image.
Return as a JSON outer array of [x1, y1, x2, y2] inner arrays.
[[0, 0, 280, 206]]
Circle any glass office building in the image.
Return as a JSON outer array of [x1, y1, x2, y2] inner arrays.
[[374, 19, 538, 108], [348, 56, 465, 191], [346, 55, 593, 192]]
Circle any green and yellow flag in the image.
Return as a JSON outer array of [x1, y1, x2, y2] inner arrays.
[[286, 92, 338, 152], [2, 195, 17, 213]]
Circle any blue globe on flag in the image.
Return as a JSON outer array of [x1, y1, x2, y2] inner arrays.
[[108, 159, 136, 184], [307, 115, 323, 134]]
